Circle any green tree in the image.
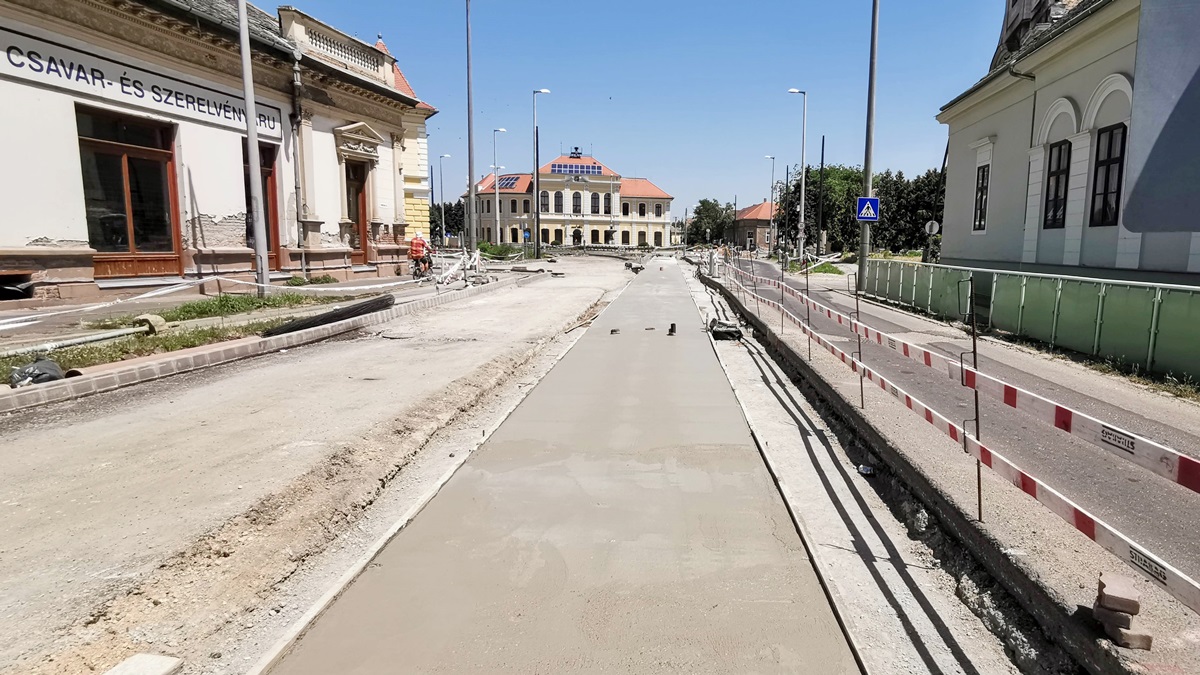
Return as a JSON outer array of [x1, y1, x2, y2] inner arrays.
[[688, 198, 734, 244], [429, 200, 465, 239]]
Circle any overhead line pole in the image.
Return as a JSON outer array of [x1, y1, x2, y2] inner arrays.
[[236, 0, 269, 296], [859, 0, 880, 285]]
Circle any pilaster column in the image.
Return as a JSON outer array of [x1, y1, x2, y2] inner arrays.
[[1062, 130, 1092, 266]]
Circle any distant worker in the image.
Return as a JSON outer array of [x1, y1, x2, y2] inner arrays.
[[409, 232, 432, 277]]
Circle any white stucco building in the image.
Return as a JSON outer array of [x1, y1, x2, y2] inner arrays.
[[0, 0, 435, 299], [470, 148, 673, 248], [938, 0, 1200, 283]]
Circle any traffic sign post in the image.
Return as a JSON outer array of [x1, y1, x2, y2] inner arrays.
[[857, 197, 880, 222]]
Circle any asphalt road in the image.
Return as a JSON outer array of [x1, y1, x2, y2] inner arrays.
[[270, 259, 860, 674], [733, 258, 1200, 583]]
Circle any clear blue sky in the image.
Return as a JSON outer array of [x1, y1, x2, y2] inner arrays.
[[290, 0, 1002, 214]]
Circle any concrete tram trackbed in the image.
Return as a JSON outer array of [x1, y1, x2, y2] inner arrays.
[[264, 260, 860, 674]]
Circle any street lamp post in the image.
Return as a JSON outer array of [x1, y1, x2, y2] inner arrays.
[[235, 0, 268, 296], [492, 128, 506, 244], [860, 0, 880, 285], [532, 89, 550, 258], [765, 155, 776, 253], [788, 89, 808, 258], [438, 154, 450, 246], [465, 0, 477, 251]]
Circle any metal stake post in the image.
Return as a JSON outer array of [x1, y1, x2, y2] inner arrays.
[[970, 278, 983, 522], [780, 251, 787, 333], [850, 273, 865, 408], [805, 255, 812, 360]]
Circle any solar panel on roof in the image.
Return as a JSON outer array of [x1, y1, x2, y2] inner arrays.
[[550, 163, 603, 175], [497, 176, 520, 189]]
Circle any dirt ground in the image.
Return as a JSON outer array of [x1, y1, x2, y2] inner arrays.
[[0, 257, 632, 674]]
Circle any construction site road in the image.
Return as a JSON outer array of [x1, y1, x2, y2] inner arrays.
[[0, 258, 631, 674], [269, 259, 860, 674], [732, 257, 1200, 585]]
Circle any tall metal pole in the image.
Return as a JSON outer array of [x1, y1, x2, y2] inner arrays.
[[438, 154, 449, 246], [492, 128, 505, 244], [765, 155, 775, 254], [236, 0, 268, 296], [532, 89, 549, 259], [817, 136, 826, 255], [800, 92, 808, 256], [859, 0, 880, 284], [465, 0, 477, 251]]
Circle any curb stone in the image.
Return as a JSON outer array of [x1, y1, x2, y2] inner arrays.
[[0, 276, 542, 415]]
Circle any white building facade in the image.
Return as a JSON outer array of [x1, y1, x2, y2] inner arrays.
[[938, 0, 1200, 283], [471, 149, 673, 248], [0, 0, 435, 299]]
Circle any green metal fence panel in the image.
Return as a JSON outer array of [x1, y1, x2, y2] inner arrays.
[[930, 267, 971, 320], [1055, 280, 1103, 354], [887, 261, 903, 303], [1020, 276, 1060, 342], [914, 266, 933, 312], [903, 263, 918, 306], [990, 274, 1024, 334], [1097, 285, 1156, 367], [1150, 289, 1200, 379]]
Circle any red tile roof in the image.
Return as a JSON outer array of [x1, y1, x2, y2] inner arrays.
[[620, 178, 672, 199], [375, 37, 437, 114], [735, 201, 776, 221], [476, 173, 533, 193], [539, 155, 619, 176]]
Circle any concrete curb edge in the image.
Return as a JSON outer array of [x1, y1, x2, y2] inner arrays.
[[699, 272, 1132, 675], [0, 276, 542, 416], [688, 273, 872, 675]]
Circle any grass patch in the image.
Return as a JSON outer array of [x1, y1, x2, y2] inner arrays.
[[1, 319, 288, 373], [287, 274, 339, 286], [790, 261, 844, 275], [993, 332, 1200, 404], [478, 242, 521, 258], [88, 292, 342, 328]]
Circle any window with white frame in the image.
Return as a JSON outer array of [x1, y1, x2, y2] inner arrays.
[[1091, 123, 1127, 227], [1043, 140, 1071, 229], [974, 165, 989, 231]]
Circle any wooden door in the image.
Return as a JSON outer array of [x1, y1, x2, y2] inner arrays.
[[345, 162, 368, 265]]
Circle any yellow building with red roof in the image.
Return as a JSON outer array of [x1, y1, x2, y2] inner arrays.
[[470, 147, 673, 247]]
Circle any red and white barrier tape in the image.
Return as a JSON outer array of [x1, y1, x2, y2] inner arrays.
[[948, 361, 1200, 496], [724, 263, 1200, 496], [725, 275, 1200, 614]]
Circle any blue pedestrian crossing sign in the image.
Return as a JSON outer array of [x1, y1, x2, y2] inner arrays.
[[857, 197, 880, 222]]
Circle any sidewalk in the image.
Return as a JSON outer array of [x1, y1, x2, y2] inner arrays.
[[264, 260, 859, 674]]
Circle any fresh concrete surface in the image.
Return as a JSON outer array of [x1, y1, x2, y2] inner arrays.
[[688, 275, 1019, 675], [269, 259, 859, 674], [0, 258, 631, 674]]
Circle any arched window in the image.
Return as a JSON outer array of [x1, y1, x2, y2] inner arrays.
[[510, 199, 518, 214], [622, 202, 630, 216], [591, 193, 600, 214], [654, 203, 663, 218], [638, 203, 647, 217], [554, 191, 563, 213], [604, 194, 612, 215], [572, 192, 582, 214], [485, 200, 491, 214], [540, 191, 549, 213], [523, 199, 531, 214]]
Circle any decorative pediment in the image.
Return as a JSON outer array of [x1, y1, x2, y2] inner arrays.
[[334, 122, 386, 163]]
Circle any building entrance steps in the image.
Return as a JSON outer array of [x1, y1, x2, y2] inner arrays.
[[268, 258, 858, 674]]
